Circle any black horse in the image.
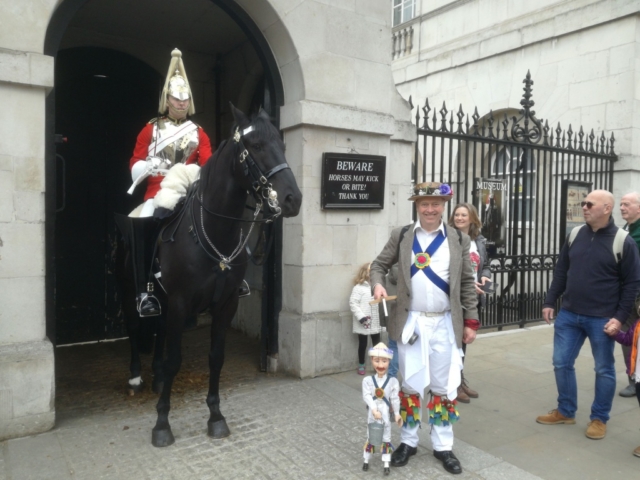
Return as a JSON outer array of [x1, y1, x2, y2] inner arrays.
[[116, 105, 302, 447]]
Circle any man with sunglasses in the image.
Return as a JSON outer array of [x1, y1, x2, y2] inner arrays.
[[618, 192, 640, 398], [537, 190, 640, 440]]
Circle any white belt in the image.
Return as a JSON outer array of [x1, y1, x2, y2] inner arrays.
[[418, 311, 449, 317]]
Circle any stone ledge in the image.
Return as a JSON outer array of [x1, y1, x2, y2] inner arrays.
[[0, 411, 55, 442], [0, 50, 54, 88], [0, 339, 55, 441], [280, 100, 396, 136]]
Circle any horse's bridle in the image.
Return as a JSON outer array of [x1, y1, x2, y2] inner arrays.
[[177, 123, 291, 272], [233, 125, 290, 218]]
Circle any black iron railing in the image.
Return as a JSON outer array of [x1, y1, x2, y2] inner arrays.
[[410, 71, 617, 329]]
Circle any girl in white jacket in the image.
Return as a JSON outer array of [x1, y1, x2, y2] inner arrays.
[[350, 263, 382, 375]]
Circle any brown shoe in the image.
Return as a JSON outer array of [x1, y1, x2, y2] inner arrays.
[[536, 409, 576, 425], [461, 378, 479, 398], [633, 446, 640, 457], [456, 386, 470, 403], [586, 419, 606, 439]]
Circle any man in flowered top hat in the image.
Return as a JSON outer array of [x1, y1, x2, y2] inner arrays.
[[370, 182, 479, 475]]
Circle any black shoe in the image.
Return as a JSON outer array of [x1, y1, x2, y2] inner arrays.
[[384, 467, 390, 475], [362, 463, 368, 471], [433, 450, 462, 475], [390, 443, 417, 467]]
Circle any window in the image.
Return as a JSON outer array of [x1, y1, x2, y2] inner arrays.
[[393, 0, 416, 27], [491, 146, 537, 225]]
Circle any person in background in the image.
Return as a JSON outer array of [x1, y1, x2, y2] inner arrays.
[[350, 262, 382, 375], [611, 316, 640, 457], [618, 192, 640, 398], [448, 203, 491, 403], [537, 190, 640, 440]]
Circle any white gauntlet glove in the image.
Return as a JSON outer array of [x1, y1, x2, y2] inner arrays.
[[131, 157, 172, 183]]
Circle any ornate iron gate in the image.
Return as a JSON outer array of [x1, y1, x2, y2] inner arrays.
[[411, 72, 617, 329]]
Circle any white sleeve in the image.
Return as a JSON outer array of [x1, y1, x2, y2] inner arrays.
[[349, 285, 367, 319], [131, 160, 148, 182], [362, 377, 377, 411]]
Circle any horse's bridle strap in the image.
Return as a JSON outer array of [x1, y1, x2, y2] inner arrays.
[[262, 163, 290, 179]]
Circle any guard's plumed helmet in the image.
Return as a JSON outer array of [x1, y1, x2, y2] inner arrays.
[[159, 48, 195, 116]]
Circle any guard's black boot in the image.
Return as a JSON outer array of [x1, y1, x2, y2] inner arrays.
[[238, 279, 251, 298], [116, 215, 161, 317]]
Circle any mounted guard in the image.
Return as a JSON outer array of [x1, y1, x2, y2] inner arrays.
[[120, 48, 212, 317]]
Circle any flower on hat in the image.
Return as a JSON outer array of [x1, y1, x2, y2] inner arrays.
[[439, 184, 452, 196]]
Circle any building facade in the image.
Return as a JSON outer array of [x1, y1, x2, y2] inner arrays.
[[0, 0, 414, 440], [392, 0, 640, 209]]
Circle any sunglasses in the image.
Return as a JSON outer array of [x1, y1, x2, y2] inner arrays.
[[580, 201, 596, 209]]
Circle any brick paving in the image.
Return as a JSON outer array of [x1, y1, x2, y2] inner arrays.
[[2, 327, 541, 480]]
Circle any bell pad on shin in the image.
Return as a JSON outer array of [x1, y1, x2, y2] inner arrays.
[[207, 418, 231, 439], [151, 427, 175, 447]]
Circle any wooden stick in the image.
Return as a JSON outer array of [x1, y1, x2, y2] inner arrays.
[[369, 295, 397, 305]]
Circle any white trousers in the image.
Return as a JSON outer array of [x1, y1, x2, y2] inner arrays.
[[398, 312, 462, 451], [129, 199, 155, 218]]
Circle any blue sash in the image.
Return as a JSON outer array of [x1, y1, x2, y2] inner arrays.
[[411, 231, 450, 296], [372, 375, 391, 410]]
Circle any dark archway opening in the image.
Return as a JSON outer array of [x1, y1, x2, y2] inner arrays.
[[44, 0, 285, 371]]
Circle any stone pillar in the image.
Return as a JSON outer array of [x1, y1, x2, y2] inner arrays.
[[0, 49, 55, 440], [277, 100, 415, 378]]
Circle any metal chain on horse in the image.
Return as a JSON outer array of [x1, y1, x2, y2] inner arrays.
[[199, 196, 262, 270]]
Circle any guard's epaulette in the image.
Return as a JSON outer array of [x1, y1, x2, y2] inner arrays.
[[148, 117, 158, 124]]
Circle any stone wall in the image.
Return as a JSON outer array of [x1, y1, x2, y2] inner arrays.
[[392, 0, 640, 222], [0, 48, 55, 439]]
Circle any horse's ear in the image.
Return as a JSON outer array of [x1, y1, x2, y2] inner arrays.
[[258, 107, 270, 119], [229, 102, 249, 127]]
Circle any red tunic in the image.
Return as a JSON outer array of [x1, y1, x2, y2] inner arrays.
[[130, 120, 213, 201]]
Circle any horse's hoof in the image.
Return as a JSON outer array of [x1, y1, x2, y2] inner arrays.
[[127, 380, 145, 396], [152, 428, 175, 447], [207, 419, 231, 439], [152, 380, 164, 395]]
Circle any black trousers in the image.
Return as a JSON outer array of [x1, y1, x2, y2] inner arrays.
[[358, 333, 381, 364]]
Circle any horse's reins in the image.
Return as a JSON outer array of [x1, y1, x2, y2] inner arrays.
[[191, 124, 291, 272]]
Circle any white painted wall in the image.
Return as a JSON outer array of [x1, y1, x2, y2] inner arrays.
[[393, 0, 640, 223]]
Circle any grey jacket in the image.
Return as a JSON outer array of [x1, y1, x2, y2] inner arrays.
[[370, 223, 479, 348]]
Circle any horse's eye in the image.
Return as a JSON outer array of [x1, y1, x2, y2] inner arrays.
[[250, 143, 262, 152]]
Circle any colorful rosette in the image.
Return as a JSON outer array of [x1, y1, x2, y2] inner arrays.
[[374, 387, 385, 399]]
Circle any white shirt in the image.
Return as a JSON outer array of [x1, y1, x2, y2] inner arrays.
[[409, 220, 451, 313]]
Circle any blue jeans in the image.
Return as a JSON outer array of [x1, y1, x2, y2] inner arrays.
[[553, 309, 616, 422], [388, 339, 399, 378]]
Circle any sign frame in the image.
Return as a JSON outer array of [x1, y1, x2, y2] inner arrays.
[[320, 152, 386, 209], [560, 180, 591, 245]]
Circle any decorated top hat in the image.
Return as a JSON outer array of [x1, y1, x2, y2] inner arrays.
[[368, 342, 394, 359], [408, 182, 454, 202]]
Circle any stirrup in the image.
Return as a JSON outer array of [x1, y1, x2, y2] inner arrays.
[[238, 279, 251, 298], [138, 294, 161, 317], [137, 283, 161, 317]]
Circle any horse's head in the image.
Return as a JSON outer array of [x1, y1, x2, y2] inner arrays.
[[230, 104, 302, 218]]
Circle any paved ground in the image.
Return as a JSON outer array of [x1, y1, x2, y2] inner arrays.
[[1, 324, 639, 479]]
